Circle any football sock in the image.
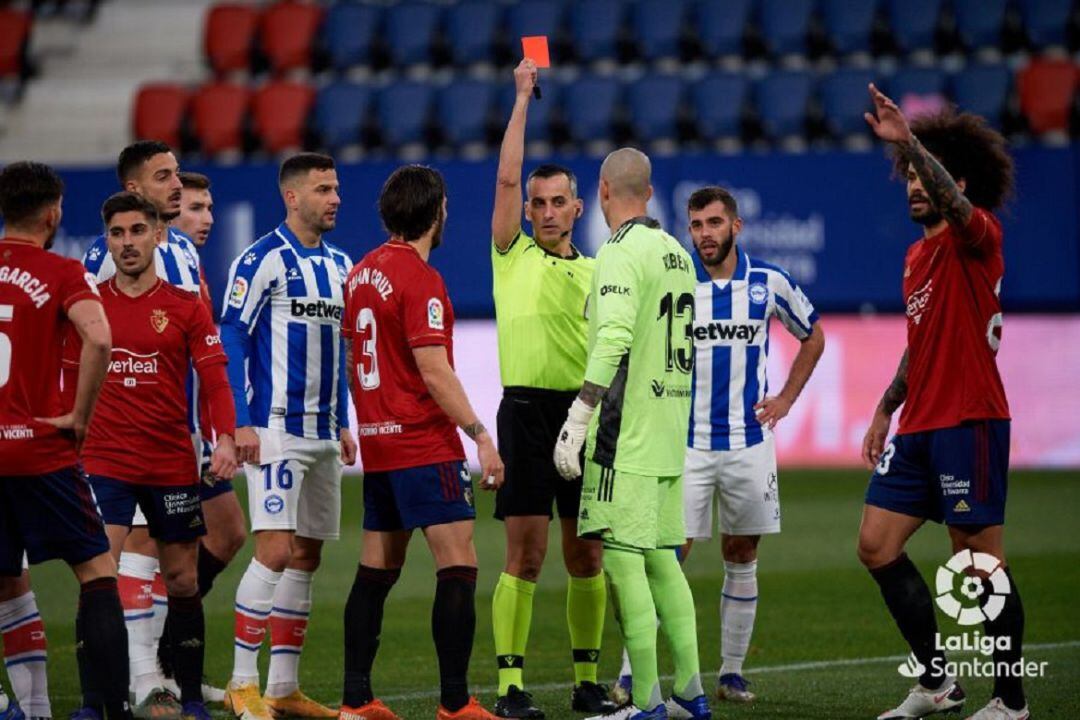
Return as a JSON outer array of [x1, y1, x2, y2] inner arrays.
[[166, 594, 205, 705], [719, 560, 758, 677], [0, 590, 51, 718], [984, 567, 1026, 710], [197, 544, 229, 598], [618, 648, 631, 679], [432, 566, 477, 713], [232, 559, 282, 686], [150, 568, 167, 653], [492, 572, 534, 695], [78, 577, 132, 720], [644, 549, 703, 699], [118, 552, 159, 702], [342, 565, 400, 708], [266, 568, 313, 698], [567, 573, 605, 686], [869, 553, 946, 689], [603, 545, 662, 710]]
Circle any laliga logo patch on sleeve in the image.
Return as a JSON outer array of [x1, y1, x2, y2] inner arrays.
[[427, 297, 444, 330], [228, 277, 249, 308]]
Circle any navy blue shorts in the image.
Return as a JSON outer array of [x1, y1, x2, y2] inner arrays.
[[0, 466, 109, 576], [200, 477, 234, 502], [866, 420, 1010, 526], [89, 475, 206, 543], [363, 460, 476, 532]]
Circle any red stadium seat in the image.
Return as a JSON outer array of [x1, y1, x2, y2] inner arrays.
[[132, 83, 190, 149], [191, 81, 251, 154], [204, 3, 261, 74], [0, 8, 31, 78], [252, 81, 314, 153], [1018, 59, 1079, 135], [260, 1, 324, 74]]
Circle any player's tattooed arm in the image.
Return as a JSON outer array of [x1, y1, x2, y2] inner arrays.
[[879, 349, 909, 416], [578, 380, 607, 408], [463, 422, 487, 440], [895, 137, 973, 228]]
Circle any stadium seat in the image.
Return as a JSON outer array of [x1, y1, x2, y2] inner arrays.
[[498, 82, 561, 144], [691, 72, 748, 140], [820, 0, 878, 56], [696, 0, 752, 57], [446, 0, 501, 66], [203, 3, 260, 74], [950, 63, 1011, 126], [628, 73, 684, 141], [0, 7, 31, 79], [886, 66, 947, 101], [377, 81, 434, 149], [191, 82, 251, 155], [259, 1, 324, 74], [132, 83, 190, 150], [252, 81, 314, 154], [563, 74, 621, 142], [755, 70, 814, 140], [438, 78, 495, 146], [759, 0, 815, 57], [385, 2, 442, 67], [507, 0, 565, 46], [569, 0, 624, 63], [1018, 0, 1074, 50], [313, 81, 373, 151], [820, 67, 877, 137], [322, 2, 381, 71], [632, 0, 686, 61], [1018, 59, 1079, 135], [952, 0, 1007, 53], [885, 0, 943, 55]]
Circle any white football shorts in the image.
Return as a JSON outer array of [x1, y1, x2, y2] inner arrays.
[[683, 433, 781, 538]]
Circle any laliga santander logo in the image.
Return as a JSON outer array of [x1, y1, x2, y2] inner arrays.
[[934, 549, 1011, 625]]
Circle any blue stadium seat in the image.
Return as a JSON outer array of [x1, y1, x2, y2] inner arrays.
[[438, 79, 495, 146], [563, 74, 621, 142], [322, 2, 381, 71], [570, 0, 624, 63], [950, 63, 1011, 126], [759, 0, 815, 56], [377, 81, 433, 148], [820, 67, 877, 137], [313, 81, 373, 151], [886, 0, 943, 55], [692, 72, 748, 139], [1018, 0, 1074, 50], [385, 2, 442, 67], [952, 0, 1007, 52], [696, 0, 753, 57], [820, 0, 878, 55], [755, 70, 814, 140], [886, 66, 947, 101], [633, 0, 686, 61], [628, 73, 684, 140], [507, 1, 565, 49], [498, 82, 561, 144], [446, 1, 501, 66]]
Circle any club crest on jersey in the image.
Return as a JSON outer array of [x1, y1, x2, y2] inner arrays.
[[748, 282, 769, 305], [150, 309, 169, 334], [427, 298, 444, 330]]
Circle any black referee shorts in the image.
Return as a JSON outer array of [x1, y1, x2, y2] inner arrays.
[[494, 386, 584, 521]]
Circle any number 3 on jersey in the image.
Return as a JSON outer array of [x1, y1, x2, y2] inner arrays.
[[355, 307, 379, 390], [0, 304, 13, 388]]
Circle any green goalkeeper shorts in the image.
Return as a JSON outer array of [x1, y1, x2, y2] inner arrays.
[[577, 459, 686, 550]]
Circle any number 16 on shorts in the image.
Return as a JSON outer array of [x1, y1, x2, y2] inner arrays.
[[247, 460, 301, 530]]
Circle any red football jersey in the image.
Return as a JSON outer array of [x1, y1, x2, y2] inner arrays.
[[343, 241, 465, 472], [0, 238, 101, 475], [898, 208, 1010, 434], [69, 278, 227, 485]]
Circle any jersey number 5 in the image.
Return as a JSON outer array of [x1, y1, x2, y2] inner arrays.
[[355, 307, 380, 390], [658, 292, 694, 374], [0, 304, 13, 389]]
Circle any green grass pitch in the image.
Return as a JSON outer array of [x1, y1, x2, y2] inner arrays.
[[11, 470, 1080, 719]]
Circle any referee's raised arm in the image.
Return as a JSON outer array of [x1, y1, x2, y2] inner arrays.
[[492, 59, 537, 250]]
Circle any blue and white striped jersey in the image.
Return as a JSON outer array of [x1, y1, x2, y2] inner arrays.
[[220, 222, 353, 441], [688, 248, 819, 452]]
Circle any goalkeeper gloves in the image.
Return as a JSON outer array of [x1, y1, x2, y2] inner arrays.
[[553, 397, 597, 480]]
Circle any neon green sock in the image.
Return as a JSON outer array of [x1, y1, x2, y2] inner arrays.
[[492, 572, 535, 695], [645, 549, 703, 699], [603, 545, 662, 710], [567, 573, 606, 684]]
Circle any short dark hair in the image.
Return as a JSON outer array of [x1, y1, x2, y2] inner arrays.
[[279, 152, 335, 186], [526, 164, 578, 197], [891, 108, 1014, 211], [0, 161, 64, 227], [378, 165, 445, 242], [117, 140, 173, 186], [179, 171, 211, 191], [101, 191, 160, 226], [687, 186, 738, 218]]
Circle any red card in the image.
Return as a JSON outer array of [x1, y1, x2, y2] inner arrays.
[[521, 36, 551, 68]]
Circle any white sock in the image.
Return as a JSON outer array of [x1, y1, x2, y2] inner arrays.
[[0, 591, 51, 718], [265, 569, 313, 698], [119, 552, 161, 703], [719, 560, 758, 677], [149, 565, 167, 652], [232, 560, 282, 687], [619, 647, 632, 678]]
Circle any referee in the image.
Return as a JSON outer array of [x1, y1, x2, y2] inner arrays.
[[488, 59, 616, 720]]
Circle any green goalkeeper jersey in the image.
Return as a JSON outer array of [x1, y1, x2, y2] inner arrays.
[[584, 216, 696, 477]]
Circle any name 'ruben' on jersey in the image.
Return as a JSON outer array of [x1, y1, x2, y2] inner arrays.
[[221, 222, 352, 440], [689, 248, 818, 452]]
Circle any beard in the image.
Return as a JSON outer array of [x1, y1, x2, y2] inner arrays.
[[910, 206, 944, 227], [44, 227, 56, 250], [430, 210, 446, 250], [697, 227, 735, 267]]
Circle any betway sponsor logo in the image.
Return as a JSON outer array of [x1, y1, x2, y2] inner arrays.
[[109, 349, 159, 375], [291, 298, 343, 320], [692, 320, 765, 346]]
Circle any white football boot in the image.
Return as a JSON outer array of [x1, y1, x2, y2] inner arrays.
[[964, 698, 1030, 720], [878, 677, 966, 719]]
